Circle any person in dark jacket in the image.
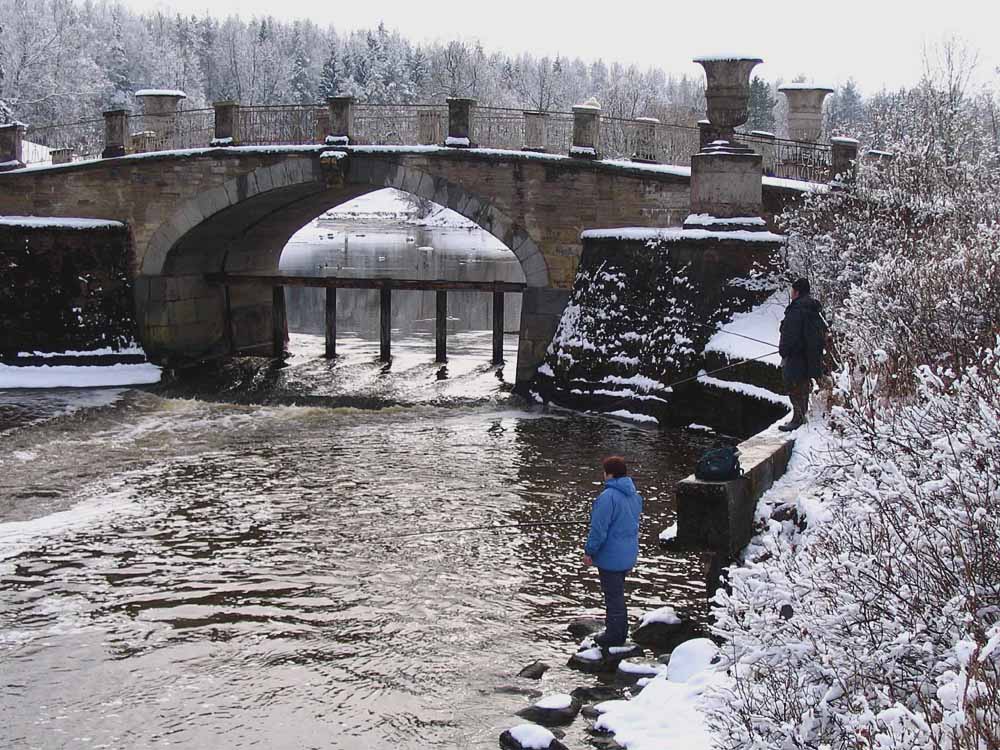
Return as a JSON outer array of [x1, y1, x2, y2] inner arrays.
[[583, 456, 643, 648], [778, 278, 827, 432]]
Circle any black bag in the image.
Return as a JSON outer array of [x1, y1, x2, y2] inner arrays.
[[694, 445, 742, 481]]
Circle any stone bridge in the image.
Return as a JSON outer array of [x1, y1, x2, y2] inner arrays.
[[0, 142, 808, 386]]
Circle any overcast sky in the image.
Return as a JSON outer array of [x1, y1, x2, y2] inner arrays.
[[120, 0, 999, 94]]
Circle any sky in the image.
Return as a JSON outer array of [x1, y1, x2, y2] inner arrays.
[[120, 0, 1000, 94]]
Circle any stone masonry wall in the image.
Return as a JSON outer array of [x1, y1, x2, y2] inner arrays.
[[0, 224, 134, 358]]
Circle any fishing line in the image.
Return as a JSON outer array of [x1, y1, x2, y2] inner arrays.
[[362, 519, 590, 542]]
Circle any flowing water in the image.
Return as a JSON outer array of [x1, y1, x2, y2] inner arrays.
[[0, 215, 716, 750]]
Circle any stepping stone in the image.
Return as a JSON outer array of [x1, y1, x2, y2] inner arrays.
[[500, 723, 569, 750], [567, 616, 604, 639], [516, 693, 582, 726], [631, 606, 688, 648], [571, 685, 622, 703], [615, 658, 667, 684], [568, 643, 644, 673], [517, 660, 550, 680]]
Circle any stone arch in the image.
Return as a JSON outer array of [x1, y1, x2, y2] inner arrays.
[[142, 152, 550, 288]]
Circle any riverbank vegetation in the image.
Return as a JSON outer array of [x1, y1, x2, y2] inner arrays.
[[705, 44, 1000, 750]]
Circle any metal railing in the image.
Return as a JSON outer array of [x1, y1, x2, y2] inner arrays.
[[19, 102, 836, 183], [22, 118, 105, 164], [236, 105, 324, 147], [126, 108, 214, 154]]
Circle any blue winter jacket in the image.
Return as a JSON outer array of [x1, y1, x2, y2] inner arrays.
[[584, 476, 643, 572]]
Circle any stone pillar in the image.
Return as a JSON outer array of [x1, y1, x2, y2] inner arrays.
[[523, 111, 548, 152], [446, 97, 477, 147], [632, 117, 659, 162], [102, 108, 128, 158], [571, 98, 601, 158], [694, 56, 763, 141], [514, 287, 572, 391], [778, 85, 833, 142], [749, 130, 776, 176], [50, 147, 74, 165], [326, 95, 354, 145], [0, 122, 26, 171], [831, 136, 860, 182], [688, 56, 765, 222], [135, 89, 187, 148], [212, 100, 240, 146]]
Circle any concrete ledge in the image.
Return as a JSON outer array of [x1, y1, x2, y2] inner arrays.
[[676, 430, 794, 559]]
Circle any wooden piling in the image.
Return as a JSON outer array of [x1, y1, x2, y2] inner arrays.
[[272, 285, 287, 358], [324, 287, 337, 358], [380, 288, 391, 362], [492, 291, 505, 364], [435, 290, 448, 363]]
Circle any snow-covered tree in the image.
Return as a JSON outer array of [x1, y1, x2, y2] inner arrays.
[[746, 75, 776, 132]]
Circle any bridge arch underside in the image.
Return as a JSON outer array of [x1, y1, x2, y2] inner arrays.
[[137, 154, 571, 386]]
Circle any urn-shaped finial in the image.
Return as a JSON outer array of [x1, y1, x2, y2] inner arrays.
[[694, 55, 763, 134]]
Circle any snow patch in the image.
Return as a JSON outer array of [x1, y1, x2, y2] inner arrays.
[[508, 724, 556, 749], [0, 216, 124, 230], [704, 289, 784, 366], [0, 363, 161, 389], [698, 375, 790, 406], [534, 693, 573, 710], [659, 522, 678, 542], [581, 227, 785, 243], [640, 606, 682, 627], [606, 409, 658, 424]]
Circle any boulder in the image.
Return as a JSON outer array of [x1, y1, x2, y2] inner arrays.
[[568, 617, 604, 639], [630, 606, 687, 649], [518, 661, 551, 680], [516, 693, 582, 726], [499, 723, 569, 750]]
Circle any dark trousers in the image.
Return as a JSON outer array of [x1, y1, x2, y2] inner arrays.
[[597, 568, 629, 646], [786, 378, 811, 425]]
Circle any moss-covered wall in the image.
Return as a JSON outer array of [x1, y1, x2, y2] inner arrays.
[[0, 224, 135, 358]]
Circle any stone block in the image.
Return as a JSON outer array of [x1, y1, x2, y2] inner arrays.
[[676, 432, 794, 558]]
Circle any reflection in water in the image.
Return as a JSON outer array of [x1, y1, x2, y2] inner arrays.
[[0, 333, 713, 749], [280, 220, 525, 337]]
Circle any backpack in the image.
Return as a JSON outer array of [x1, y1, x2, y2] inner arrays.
[[695, 445, 742, 482]]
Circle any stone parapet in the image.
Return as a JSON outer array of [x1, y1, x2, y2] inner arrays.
[[0, 122, 27, 171]]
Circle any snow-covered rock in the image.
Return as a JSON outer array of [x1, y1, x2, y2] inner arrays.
[[516, 693, 581, 726], [499, 723, 568, 750]]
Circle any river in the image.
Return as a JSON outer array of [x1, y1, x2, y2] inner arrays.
[[0, 207, 715, 750]]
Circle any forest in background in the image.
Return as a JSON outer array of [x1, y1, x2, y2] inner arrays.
[[0, 1, 997, 153]]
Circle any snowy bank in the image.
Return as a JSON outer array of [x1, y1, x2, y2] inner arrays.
[[0, 362, 161, 389]]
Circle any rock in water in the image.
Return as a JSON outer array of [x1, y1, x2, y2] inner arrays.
[[517, 660, 550, 680], [567, 643, 644, 673], [515, 693, 582, 726], [499, 723, 569, 750], [631, 606, 688, 648], [570, 685, 622, 703], [567, 616, 604, 639]]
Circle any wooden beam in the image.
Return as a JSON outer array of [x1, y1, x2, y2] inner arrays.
[[324, 287, 337, 358], [435, 290, 447, 363], [206, 273, 526, 294], [380, 288, 391, 362], [492, 290, 505, 365], [272, 285, 287, 359]]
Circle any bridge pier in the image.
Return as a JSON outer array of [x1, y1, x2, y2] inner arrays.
[[325, 287, 337, 358], [380, 288, 392, 362], [436, 291, 448, 363]]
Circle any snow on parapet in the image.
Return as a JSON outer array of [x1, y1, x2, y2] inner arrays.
[[684, 213, 767, 227], [135, 89, 187, 98], [444, 136, 470, 147], [0, 216, 125, 230], [580, 227, 785, 243]]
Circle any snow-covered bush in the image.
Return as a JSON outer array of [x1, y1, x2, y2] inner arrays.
[[707, 344, 1000, 750]]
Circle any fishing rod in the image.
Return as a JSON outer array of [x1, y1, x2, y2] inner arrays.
[[362, 519, 590, 542]]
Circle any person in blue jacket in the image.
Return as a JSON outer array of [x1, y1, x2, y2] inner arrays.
[[583, 455, 643, 648]]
